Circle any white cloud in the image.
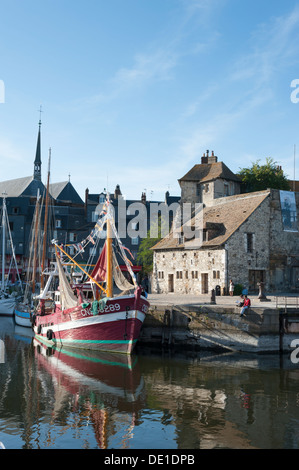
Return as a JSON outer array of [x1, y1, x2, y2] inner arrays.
[[114, 49, 178, 88], [230, 5, 299, 87]]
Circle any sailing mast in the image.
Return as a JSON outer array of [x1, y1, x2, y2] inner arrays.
[[106, 211, 113, 298], [1, 193, 7, 292], [41, 148, 51, 290], [32, 189, 41, 294]]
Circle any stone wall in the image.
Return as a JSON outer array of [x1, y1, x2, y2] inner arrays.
[[225, 196, 271, 291], [139, 303, 299, 353], [153, 248, 225, 295]]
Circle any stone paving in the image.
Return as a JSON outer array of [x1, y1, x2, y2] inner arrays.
[[147, 292, 296, 308]]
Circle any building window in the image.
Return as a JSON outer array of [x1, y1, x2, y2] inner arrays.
[[246, 233, 254, 253], [191, 271, 198, 279], [56, 219, 62, 228], [13, 207, 19, 214], [158, 271, 164, 279], [176, 271, 183, 279], [69, 233, 77, 242]]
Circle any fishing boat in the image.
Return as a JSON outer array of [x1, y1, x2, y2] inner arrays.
[[0, 195, 23, 316], [32, 196, 149, 354]]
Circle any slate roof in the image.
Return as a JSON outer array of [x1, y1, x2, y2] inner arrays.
[[178, 162, 241, 184], [152, 190, 270, 251], [0, 176, 46, 198], [49, 181, 84, 204], [0, 176, 83, 205]]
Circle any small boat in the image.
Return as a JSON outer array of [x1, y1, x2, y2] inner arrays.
[[32, 195, 149, 354], [14, 305, 33, 328], [0, 195, 23, 316]]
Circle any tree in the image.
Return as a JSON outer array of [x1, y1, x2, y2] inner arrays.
[[137, 215, 169, 275], [137, 233, 160, 274], [237, 157, 290, 192]]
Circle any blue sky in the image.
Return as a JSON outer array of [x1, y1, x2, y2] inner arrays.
[[0, 0, 299, 201]]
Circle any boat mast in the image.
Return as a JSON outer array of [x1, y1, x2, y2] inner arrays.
[[1, 193, 7, 291], [53, 244, 107, 294], [32, 189, 41, 293], [106, 213, 113, 298], [41, 148, 51, 289]]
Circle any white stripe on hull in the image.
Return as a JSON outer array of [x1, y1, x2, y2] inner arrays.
[[35, 309, 145, 336]]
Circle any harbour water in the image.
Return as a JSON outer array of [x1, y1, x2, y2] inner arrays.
[[0, 316, 299, 451]]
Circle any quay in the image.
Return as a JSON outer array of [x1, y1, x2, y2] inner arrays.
[[139, 292, 299, 354]]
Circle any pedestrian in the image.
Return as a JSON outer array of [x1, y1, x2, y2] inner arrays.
[[240, 295, 251, 317], [229, 279, 234, 296]]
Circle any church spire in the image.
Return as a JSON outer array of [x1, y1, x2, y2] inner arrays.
[[34, 108, 42, 181]]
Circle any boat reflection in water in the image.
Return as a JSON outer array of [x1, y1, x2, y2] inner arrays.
[[33, 338, 146, 448]]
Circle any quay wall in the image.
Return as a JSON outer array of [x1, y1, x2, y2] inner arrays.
[[139, 303, 299, 353]]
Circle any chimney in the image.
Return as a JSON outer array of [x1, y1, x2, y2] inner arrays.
[[114, 184, 122, 198], [201, 152, 208, 164], [208, 150, 218, 164], [141, 192, 146, 204]]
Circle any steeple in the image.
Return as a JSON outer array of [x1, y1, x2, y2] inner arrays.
[[34, 117, 42, 181]]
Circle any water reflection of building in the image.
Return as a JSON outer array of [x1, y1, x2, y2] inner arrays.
[[137, 353, 299, 449]]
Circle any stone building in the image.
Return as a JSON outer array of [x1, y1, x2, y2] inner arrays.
[[178, 150, 241, 206], [152, 153, 299, 295]]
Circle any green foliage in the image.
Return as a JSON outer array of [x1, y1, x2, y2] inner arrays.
[[137, 215, 169, 274], [137, 234, 160, 274], [234, 284, 243, 296], [237, 157, 290, 192]]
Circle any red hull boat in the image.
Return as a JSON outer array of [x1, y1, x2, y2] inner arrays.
[[33, 291, 148, 354], [32, 196, 149, 354]]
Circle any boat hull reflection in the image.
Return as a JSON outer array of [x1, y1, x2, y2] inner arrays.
[[33, 338, 145, 411]]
